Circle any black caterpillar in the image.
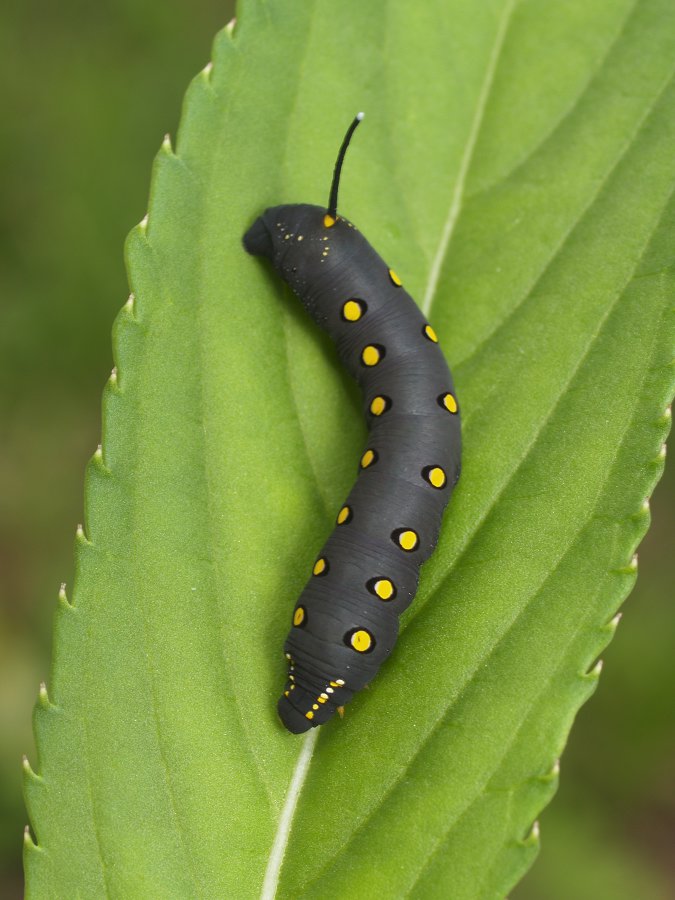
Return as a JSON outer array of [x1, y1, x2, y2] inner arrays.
[[243, 114, 461, 733]]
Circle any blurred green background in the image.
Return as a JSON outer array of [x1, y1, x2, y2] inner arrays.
[[0, 2, 672, 897]]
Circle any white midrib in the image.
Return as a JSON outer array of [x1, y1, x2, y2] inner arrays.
[[260, 728, 319, 900], [421, 0, 515, 317]]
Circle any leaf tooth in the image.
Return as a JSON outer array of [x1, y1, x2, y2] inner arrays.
[[538, 758, 560, 784], [123, 292, 137, 320], [91, 443, 110, 476], [604, 610, 623, 633], [75, 522, 91, 546], [161, 132, 174, 155], [57, 582, 73, 611], [225, 16, 236, 38], [581, 658, 604, 681], [631, 497, 651, 524], [23, 824, 40, 851], [37, 682, 54, 710], [519, 819, 540, 848], [616, 552, 639, 575], [199, 61, 214, 88], [22, 754, 42, 783], [108, 366, 119, 390]]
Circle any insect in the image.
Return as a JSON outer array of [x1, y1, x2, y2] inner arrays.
[[243, 114, 461, 733]]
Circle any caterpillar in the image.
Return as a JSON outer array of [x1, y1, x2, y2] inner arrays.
[[243, 114, 461, 733]]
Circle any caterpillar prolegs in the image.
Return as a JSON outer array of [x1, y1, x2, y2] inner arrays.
[[243, 115, 461, 733]]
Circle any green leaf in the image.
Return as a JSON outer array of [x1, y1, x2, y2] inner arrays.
[[24, 0, 675, 897]]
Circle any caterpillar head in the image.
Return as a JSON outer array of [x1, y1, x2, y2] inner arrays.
[[243, 112, 365, 292], [243, 202, 328, 268]]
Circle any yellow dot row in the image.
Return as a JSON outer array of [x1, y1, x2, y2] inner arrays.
[[304, 678, 345, 721], [312, 560, 397, 603], [367, 391, 458, 417], [336, 504, 421, 550]]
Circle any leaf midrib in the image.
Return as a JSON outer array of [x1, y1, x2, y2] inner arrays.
[[421, 0, 516, 318]]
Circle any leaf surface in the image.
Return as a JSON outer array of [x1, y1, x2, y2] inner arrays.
[[25, 1, 675, 897]]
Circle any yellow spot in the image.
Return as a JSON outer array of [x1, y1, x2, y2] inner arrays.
[[350, 630, 372, 652], [397, 530, 418, 551], [441, 393, 458, 414], [361, 345, 382, 366], [342, 300, 364, 321], [324, 214, 336, 228], [389, 268, 402, 286], [284, 691, 289, 697], [318, 696, 327, 704], [360, 449, 376, 469], [329, 681, 339, 688], [320, 693, 328, 700], [337, 505, 351, 525], [424, 324, 438, 342], [313, 557, 327, 576], [312, 704, 319, 710], [374, 579, 394, 600], [290, 684, 295, 690], [370, 396, 389, 416], [428, 466, 446, 488], [293, 606, 305, 627], [306, 711, 314, 720]]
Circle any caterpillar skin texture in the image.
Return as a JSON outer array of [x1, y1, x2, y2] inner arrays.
[[243, 204, 461, 733]]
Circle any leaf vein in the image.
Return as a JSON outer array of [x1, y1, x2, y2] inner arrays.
[[421, 0, 516, 317]]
